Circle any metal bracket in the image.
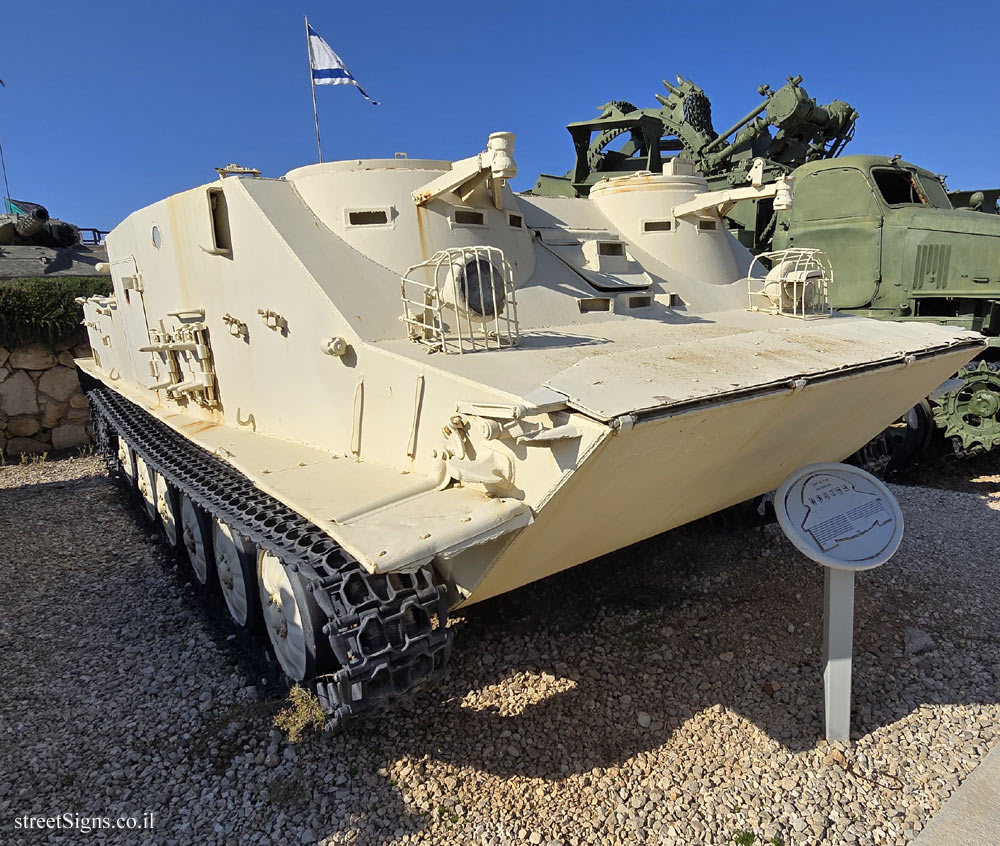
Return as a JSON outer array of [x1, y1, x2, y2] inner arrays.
[[411, 132, 516, 210], [445, 449, 514, 492], [167, 308, 206, 320], [140, 321, 218, 407], [455, 401, 527, 420], [258, 309, 288, 332], [222, 313, 249, 339], [673, 161, 794, 219], [515, 424, 582, 446]]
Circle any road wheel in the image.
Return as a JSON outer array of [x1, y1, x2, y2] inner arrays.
[[257, 551, 325, 682], [118, 439, 136, 487], [135, 454, 157, 522], [180, 494, 214, 586], [213, 520, 262, 630], [154, 472, 179, 547]]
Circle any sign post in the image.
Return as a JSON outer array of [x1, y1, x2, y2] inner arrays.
[[774, 463, 903, 742], [822, 566, 856, 741]]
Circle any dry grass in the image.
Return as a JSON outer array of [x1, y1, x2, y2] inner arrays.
[[274, 685, 325, 743]]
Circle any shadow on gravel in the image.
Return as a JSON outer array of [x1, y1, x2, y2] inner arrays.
[[135, 484, 999, 844], [0, 469, 111, 502], [14, 456, 996, 844], [893, 448, 1000, 495], [329, 491, 1000, 837]]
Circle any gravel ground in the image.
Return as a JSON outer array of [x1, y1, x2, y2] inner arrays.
[[1, 453, 998, 846]]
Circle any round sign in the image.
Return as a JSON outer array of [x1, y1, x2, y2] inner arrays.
[[774, 462, 903, 570]]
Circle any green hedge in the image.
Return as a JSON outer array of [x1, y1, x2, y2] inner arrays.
[[0, 276, 112, 348]]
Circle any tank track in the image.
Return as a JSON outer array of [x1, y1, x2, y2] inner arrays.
[[87, 384, 454, 731]]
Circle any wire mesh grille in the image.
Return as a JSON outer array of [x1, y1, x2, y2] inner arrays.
[[401, 246, 519, 354], [747, 248, 833, 319]]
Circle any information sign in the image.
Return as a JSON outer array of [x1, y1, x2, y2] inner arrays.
[[774, 462, 904, 742], [775, 463, 903, 570]]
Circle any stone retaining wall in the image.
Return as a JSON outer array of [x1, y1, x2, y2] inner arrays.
[[0, 334, 93, 458]]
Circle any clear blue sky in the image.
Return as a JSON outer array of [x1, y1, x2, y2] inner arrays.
[[2, 0, 997, 231]]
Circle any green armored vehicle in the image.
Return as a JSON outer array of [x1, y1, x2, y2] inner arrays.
[[534, 79, 1000, 460], [773, 156, 1000, 334], [771, 156, 1000, 459]]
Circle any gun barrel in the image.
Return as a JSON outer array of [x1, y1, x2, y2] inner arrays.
[[0, 205, 50, 244], [14, 206, 49, 238], [701, 100, 770, 154], [703, 119, 768, 169]]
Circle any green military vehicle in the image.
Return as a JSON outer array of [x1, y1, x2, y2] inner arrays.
[[773, 156, 1000, 335], [769, 155, 1000, 461], [534, 75, 858, 254], [0, 198, 108, 277], [533, 79, 1000, 463]]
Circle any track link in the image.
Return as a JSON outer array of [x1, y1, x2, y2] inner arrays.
[[88, 385, 453, 730]]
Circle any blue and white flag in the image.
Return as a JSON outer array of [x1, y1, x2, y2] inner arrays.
[[307, 25, 379, 105]]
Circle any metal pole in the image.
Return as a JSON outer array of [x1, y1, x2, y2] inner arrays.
[[0, 136, 11, 212], [822, 566, 856, 742], [305, 16, 322, 163]]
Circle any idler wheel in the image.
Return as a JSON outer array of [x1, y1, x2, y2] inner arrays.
[[180, 494, 215, 586], [257, 551, 325, 682], [213, 520, 262, 630], [154, 472, 179, 547], [134, 455, 157, 522]]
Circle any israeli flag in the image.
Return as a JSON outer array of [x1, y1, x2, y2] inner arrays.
[[307, 25, 379, 105]]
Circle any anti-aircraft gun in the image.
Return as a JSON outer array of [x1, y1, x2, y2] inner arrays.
[[685, 75, 856, 177], [535, 75, 857, 251]]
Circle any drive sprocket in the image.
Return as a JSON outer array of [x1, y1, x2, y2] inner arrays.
[[932, 360, 1000, 456]]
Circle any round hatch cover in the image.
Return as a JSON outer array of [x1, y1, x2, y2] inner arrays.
[[774, 462, 903, 571]]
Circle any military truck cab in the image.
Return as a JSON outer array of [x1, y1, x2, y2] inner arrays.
[[772, 155, 1000, 338]]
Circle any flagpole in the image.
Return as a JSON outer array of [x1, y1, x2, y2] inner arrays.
[[305, 15, 323, 163], [0, 79, 10, 210], [0, 137, 11, 212]]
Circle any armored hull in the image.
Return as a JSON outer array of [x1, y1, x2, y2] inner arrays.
[[78, 140, 981, 726]]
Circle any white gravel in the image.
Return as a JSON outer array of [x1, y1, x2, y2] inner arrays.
[[1, 454, 998, 845]]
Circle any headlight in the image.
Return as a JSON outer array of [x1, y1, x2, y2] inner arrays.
[[458, 257, 506, 317]]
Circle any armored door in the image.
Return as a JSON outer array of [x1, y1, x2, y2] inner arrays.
[[113, 258, 159, 389], [780, 167, 882, 309]]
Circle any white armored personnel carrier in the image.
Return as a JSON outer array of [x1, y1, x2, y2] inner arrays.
[[78, 134, 982, 728]]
